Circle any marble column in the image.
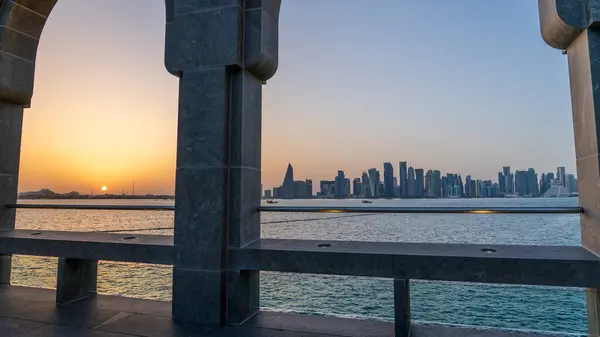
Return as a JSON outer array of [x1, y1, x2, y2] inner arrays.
[[0, 0, 57, 285], [539, 1, 600, 335], [166, 0, 280, 326]]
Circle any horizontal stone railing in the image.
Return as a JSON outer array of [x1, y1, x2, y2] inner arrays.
[[0, 204, 593, 336]]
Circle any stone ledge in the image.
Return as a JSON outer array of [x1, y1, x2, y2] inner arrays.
[[231, 238, 600, 287], [0, 230, 174, 264]]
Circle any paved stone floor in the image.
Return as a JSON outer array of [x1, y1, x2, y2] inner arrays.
[[0, 286, 556, 336]]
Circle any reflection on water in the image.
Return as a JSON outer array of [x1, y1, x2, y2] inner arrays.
[[12, 198, 585, 335]]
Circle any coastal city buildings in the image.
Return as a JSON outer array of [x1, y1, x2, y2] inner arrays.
[[267, 163, 578, 199]]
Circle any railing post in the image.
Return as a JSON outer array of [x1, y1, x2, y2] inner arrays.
[[166, 0, 280, 326], [539, 2, 600, 336], [56, 258, 98, 304], [394, 279, 411, 337]]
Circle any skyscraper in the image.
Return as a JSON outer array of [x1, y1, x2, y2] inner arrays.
[[515, 170, 528, 196], [498, 172, 505, 194], [465, 175, 472, 198], [368, 168, 380, 198], [335, 170, 346, 198], [425, 170, 432, 197], [433, 170, 441, 198], [361, 172, 371, 198], [352, 178, 362, 196], [281, 163, 295, 199], [557, 167, 566, 186], [415, 169, 424, 198], [407, 166, 416, 197], [503, 166, 513, 194], [527, 168, 539, 197], [441, 176, 448, 198], [383, 162, 395, 198], [345, 178, 351, 196], [567, 174, 577, 193], [399, 161, 408, 198]]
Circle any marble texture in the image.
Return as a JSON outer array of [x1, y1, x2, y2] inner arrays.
[[0, 103, 23, 176], [56, 258, 98, 305], [0, 52, 35, 105], [244, 2, 280, 81], [174, 167, 226, 270], [176, 69, 230, 168], [172, 268, 223, 326], [165, 6, 242, 75]]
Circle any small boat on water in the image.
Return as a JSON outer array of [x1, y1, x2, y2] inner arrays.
[[266, 199, 279, 204], [361, 200, 373, 204]]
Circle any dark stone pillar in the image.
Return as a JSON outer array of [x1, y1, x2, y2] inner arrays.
[[539, 1, 600, 335], [167, 0, 280, 326], [56, 258, 98, 304], [0, 103, 23, 285], [0, 0, 58, 285], [394, 279, 411, 337]]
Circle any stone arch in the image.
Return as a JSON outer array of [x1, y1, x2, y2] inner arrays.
[[0, 0, 58, 105], [0, 0, 281, 107], [0, 0, 282, 328]]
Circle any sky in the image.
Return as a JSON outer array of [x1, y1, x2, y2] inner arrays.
[[18, 0, 575, 194]]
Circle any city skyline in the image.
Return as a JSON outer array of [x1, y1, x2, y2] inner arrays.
[[268, 162, 577, 199], [18, 0, 575, 194]]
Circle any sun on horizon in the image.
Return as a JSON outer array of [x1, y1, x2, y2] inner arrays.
[[101, 186, 107, 192]]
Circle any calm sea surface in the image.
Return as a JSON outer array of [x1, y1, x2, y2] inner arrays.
[[12, 198, 585, 336]]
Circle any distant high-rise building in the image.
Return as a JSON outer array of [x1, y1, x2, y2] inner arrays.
[[539, 173, 546, 195], [441, 176, 448, 198], [538, 173, 547, 195], [503, 166, 513, 194], [273, 187, 281, 198], [465, 175, 472, 197], [498, 172, 506, 194], [515, 170, 528, 196], [306, 180, 313, 197], [557, 167, 566, 187], [433, 170, 442, 198], [352, 178, 362, 196], [407, 167, 416, 197], [567, 174, 577, 193], [345, 178, 351, 196], [415, 169, 424, 198], [319, 180, 336, 198], [361, 172, 371, 198], [527, 168, 539, 197], [399, 161, 408, 198], [335, 170, 346, 198], [264, 190, 272, 199], [383, 162, 395, 198], [294, 181, 307, 198], [425, 170, 434, 197], [368, 168, 380, 198], [546, 172, 555, 182], [281, 163, 295, 199]]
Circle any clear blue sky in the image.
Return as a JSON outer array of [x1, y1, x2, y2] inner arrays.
[[24, 0, 574, 193]]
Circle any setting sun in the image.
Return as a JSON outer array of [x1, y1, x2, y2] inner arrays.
[[101, 186, 107, 192]]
